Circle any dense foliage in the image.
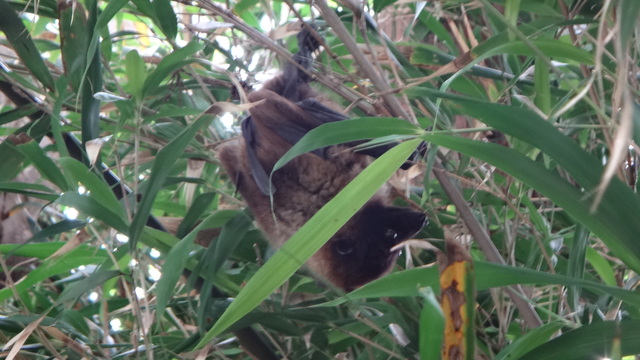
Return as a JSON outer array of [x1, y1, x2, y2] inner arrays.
[[1, 0, 640, 358]]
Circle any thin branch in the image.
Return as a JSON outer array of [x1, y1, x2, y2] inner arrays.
[[314, 0, 411, 119], [189, 0, 378, 115]]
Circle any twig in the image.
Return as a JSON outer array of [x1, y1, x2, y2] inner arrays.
[[314, 0, 411, 120], [188, 0, 377, 115]]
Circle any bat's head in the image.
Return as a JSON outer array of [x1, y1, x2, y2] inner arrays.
[[310, 202, 427, 291]]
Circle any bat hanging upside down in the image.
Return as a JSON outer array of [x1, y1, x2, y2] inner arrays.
[[217, 24, 427, 291]]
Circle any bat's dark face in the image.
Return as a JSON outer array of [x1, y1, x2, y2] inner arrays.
[[311, 203, 427, 291]]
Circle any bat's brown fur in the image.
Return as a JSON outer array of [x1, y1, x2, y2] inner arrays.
[[217, 29, 425, 291]]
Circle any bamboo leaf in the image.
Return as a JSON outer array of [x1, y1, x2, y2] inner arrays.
[[0, 0, 55, 90], [80, 0, 103, 143], [18, 141, 69, 191], [0, 182, 58, 201], [424, 132, 640, 271], [58, 192, 128, 233], [155, 210, 239, 321], [618, 0, 640, 49], [27, 219, 87, 243], [196, 139, 422, 347], [125, 50, 146, 100], [419, 287, 445, 360], [141, 41, 204, 98], [128, 112, 213, 248], [152, 0, 177, 40], [495, 321, 565, 360], [273, 117, 421, 172], [58, 270, 122, 303], [322, 262, 640, 308], [57, 0, 88, 91], [0, 245, 109, 302], [176, 192, 217, 238], [520, 320, 640, 360], [58, 157, 124, 219]]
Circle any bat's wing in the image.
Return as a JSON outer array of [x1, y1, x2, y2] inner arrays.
[[269, 117, 316, 147], [296, 98, 424, 169], [298, 98, 348, 125], [289, 99, 349, 155], [241, 98, 349, 196], [242, 117, 275, 195], [243, 98, 421, 196]]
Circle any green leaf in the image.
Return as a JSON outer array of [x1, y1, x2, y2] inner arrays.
[[567, 224, 589, 310], [418, 287, 445, 360], [51, 77, 70, 158], [88, 0, 130, 59], [504, 0, 521, 35], [59, 157, 125, 219], [80, 0, 128, 117], [373, 0, 396, 12], [27, 219, 87, 243], [155, 210, 239, 321], [585, 247, 617, 287], [196, 139, 422, 347], [194, 212, 253, 329], [416, 89, 640, 271], [0, 0, 55, 90], [152, 0, 178, 40], [520, 320, 640, 360], [207, 212, 252, 275], [273, 117, 421, 172], [130, 0, 155, 18], [0, 245, 109, 302], [495, 321, 565, 360], [0, 242, 104, 259], [142, 41, 204, 98], [233, 0, 260, 15], [0, 182, 58, 202], [418, 12, 457, 54], [57, 0, 88, 91], [425, 132, 640, 272], [18, 141, 69, 191], [128, 112, 214, 248], [58, 192, 128, 233], [477, 38, 594, 65], [0, 141, 27, 182], [632, 102, 640, 145], [618, 0, 640, 49], [144, 106, 203, 123], [321, 262, 640, 308], [81, 0, 103, 143], [125, 50, 146, 100], [176, 192, 217, 238], [58, 270, 122, 303], [60, 309, 91, 335], [533, 55, 551, 114], [0, 104, 40, 127]]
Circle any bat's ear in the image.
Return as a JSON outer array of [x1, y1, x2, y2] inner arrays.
[[297, 23, 320, 53]]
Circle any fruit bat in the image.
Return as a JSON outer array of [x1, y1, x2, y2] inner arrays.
[[217, 24, 426, 291]]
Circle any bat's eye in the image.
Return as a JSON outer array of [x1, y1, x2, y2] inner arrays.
[[385, 228, 399, 242], [332, 239, 354, 255]]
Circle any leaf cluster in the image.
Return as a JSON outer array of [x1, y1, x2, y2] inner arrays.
[[1, 0, 639, 359]]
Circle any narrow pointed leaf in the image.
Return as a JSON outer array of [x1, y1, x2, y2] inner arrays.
[[196, 139, 422, 347]]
